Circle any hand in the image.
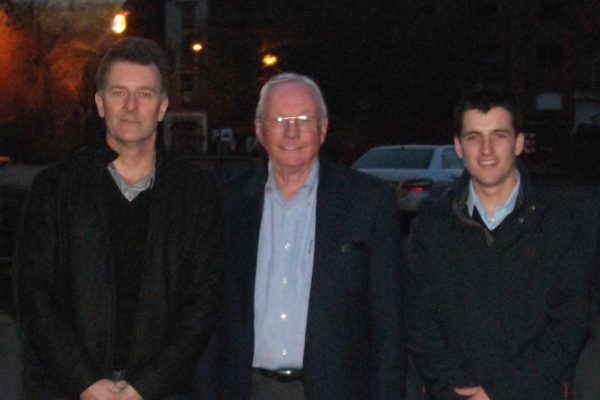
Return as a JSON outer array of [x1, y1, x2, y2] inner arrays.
[[454, 386, 490, 400], [115, 383, 143, 400], [80, 379, 124, 400]]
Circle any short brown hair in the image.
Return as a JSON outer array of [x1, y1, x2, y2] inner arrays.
[[454, 85, 522, 135], [95, 37, 170, 95]]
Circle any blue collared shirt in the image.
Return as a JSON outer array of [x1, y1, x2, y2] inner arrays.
[[467, 170, 521, 230], [252, 161, 319, 370]]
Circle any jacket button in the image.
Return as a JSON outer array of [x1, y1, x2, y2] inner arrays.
[[518, 217, 525, 223], [529, 204, 536, 211]]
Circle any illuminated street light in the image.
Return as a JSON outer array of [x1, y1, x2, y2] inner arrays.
[[111, 12, 128, 35], [262, 53, 278, 68], [191, 41, 204, 53]]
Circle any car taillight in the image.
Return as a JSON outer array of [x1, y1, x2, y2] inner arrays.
[[400, 178, 433, 192]]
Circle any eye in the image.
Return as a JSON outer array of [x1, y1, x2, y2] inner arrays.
[[137, 91, 153, 99], [275, 116, 285, 123], [296, 114, 309, 122], [493, 131, 510, 139], [110, 89, 125, 97]]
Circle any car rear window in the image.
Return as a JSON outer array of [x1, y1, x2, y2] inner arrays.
[[354, 148, 434, 169]]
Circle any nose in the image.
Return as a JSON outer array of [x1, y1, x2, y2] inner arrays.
[[282, 120, 300, 138], [481, 136, 493, 155], [125, 94, 137, 111]]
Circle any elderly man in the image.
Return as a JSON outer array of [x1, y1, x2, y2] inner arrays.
[[14, 37, 222, 400], [406, 85, 590, 400], [216, 72, 405, 399]]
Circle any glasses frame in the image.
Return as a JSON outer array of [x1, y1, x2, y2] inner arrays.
[[260, 114, 322, 133]]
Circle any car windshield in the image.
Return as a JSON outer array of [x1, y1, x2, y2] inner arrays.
[[354, 147, 434, 169]]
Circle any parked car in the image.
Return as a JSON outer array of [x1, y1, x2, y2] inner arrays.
[[352, 144, 464, 213]]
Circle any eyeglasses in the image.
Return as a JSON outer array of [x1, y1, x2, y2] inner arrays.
[[261, 114, 321, 133]]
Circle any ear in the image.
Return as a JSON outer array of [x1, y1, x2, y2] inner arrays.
[[158, 96, 169, 121], [95, 92, 105, 118], [514, 132, 525, 156], [254, 119, 265, 147], [453, 135, 464, 159], [319, 118, 328, 145]]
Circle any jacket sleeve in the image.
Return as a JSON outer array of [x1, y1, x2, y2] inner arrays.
[[127, 173, 224, 400], [369, 185, 407, 399], [485, 207, 590, 400], [14, 169, 102, 396], [405, 211, 474, 400]]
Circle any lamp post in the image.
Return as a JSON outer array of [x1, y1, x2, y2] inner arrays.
[[262, 53, 278, 68], [111, 12, 128, 35]]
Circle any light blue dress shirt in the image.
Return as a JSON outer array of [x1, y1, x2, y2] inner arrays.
[[467, 170, 521, 230], [252, 161, 319, 370]]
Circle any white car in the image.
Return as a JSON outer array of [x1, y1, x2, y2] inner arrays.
[[352, 144, 464, 212]]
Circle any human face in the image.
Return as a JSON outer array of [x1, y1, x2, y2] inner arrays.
[[454, 107, 524, 196], [256, 81, 327, 177], [95, 61, 169, 150]]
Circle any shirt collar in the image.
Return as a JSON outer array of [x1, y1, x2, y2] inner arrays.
[[467, 169, 521, 230], [265, 160, 320, 198], [107, 154, 156, 201]]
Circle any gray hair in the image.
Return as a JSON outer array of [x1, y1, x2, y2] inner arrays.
[[255, 72, 328, 120]]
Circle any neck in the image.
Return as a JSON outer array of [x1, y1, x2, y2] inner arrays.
[[107, 138, 156, 186], [472, 172, 517, 217], [272, 161, 316, 200]]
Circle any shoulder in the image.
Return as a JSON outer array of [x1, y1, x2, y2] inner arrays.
[[321, 159, 393, 197]]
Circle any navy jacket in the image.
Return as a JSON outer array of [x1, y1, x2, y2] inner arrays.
[[217, 159, 405, 399]]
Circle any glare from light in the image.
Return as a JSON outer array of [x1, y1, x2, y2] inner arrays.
[[111, 12, 127, 34], [262, 53, 278, 67], [191, 41, 204, 53]]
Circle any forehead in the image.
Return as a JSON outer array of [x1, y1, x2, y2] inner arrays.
[[105, 61, 162, 89], [263, 82, 319, 114], [461, 106, 515, 131]]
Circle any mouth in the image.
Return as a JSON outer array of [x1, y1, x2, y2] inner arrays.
[[281, 145, 302, 151], [478, 159, 497, 166]]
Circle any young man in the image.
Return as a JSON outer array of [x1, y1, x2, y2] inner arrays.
[[14, 38, 222, 400], [216, 73, 405, 399], [406, 86, 590, 400]]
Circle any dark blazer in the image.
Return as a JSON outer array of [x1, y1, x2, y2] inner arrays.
[[217, 159, 405, 399], [14, 143, 223, 400]]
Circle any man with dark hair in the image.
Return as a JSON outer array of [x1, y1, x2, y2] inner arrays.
[[14, 37, 222, 399], [216, 72, 405, 399], [406, 85, 590, 399]]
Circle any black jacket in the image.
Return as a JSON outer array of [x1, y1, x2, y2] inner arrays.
[[217, 159, 405, 399], [406, 167, 590, 400], [14, 143, 223, 399]]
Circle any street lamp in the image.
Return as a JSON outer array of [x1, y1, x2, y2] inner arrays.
[[262, 53, 278, 68], [191, 41, 204, 53], [111, 12, 128, 35]]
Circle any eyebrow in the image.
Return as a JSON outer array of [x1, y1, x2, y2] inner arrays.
[[107, 84, 159, 93], [461, 128, 513, 136]]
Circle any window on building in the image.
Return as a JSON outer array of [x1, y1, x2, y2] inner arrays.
[[536, 92, 562, 111]]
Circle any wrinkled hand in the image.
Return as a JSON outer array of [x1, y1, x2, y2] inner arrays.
[[115, 383, 143, 400], [454, 386, 490, 400], [80, 379, 125, 400]]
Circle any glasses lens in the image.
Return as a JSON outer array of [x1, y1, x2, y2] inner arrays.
[[265, 115, 318, 132]]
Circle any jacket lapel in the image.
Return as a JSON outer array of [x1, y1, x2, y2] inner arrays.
[[304, 161, 352, 361]]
